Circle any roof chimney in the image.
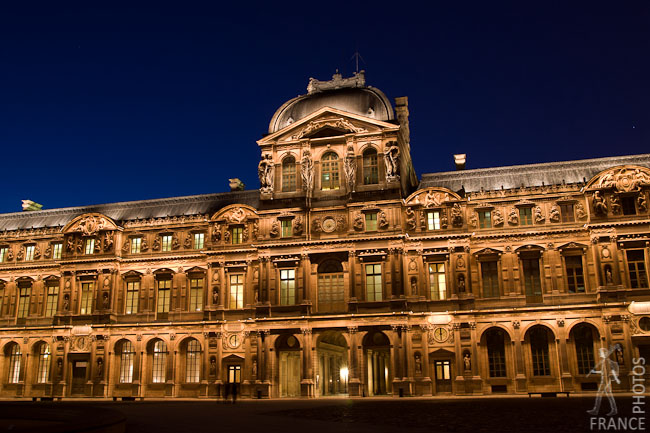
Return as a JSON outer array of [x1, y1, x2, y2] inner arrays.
[[22, 200, 43, 211], [454, 154, 466, 171]]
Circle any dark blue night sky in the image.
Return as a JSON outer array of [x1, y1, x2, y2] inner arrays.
[[1, 1, 648, 214]]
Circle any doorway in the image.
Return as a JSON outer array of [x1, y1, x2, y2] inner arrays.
[[363, 331, 391, 396], [434, 360, 452, 393], [71, 360, 88, 395], [279, 352, 301, 397]]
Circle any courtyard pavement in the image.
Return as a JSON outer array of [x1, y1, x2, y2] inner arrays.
[[0, 396, 643, 433]]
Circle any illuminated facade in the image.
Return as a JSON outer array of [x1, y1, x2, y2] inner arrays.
[[1, 72, 650, 399]]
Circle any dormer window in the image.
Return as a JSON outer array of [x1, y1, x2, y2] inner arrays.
[[478, 211, 492, 229], [131, 237, 142, 254], [427, 211, 441, 230], [321, 152, 340, 190], [52, 243, 62, 260], [231, 227, 243, 244], [161, 235, 173, 252], [0, 246, 7, 262], [622, 196, 636, 215]]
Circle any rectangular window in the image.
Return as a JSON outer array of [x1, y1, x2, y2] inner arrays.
[[481, 261, 499, 298], [519, 207, 532, 225], [281, 220, 292, 238], [365, 264, 382, 301], [280, 269, 296, 305], [52, 243, 62, 260], [80, 282, 93, 314], [427, 211, 441, 230], [228, 365, 242, 383], [17, 285, 31, 319], [45, 284, 59, 317], [478, 211, 491, 229], [193, 233, 205, 249], [125, 281, 140, 314], [157, 279, 171, 313], [522, 258, 542, 302], [622, 196, 636, 215], [627, 250, 648, 289], [84, 239, 95, 255], [130, 237, 142, 254], [189, 278, 204, 311], [560, 204, 575, 222], [0, 247, 7, 262], [428, 263, 447, 300], [229, 274, 244, 309], [25, 245, 35, 261], [161, 235, 173, 252], [231, 227, 243, 245], [565, 255, 585, 293], [365, 213, 378, 231]]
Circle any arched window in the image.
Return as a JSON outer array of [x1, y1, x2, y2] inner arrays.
[[36, 343, 51, 383], [574, 325, 596, 375], [152, 340, 167, 384], [7, 343, 21, 383], [486, 330, 506, 377], [186, 339, 201, 383], [363, 149, 378, 185], [321, 152, 340, 190], [282, 156, 297, 192], [119, 341, 135, 383], [529, 327, 550, 376]]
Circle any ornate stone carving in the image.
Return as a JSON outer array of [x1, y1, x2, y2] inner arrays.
[[293, 118, 366, 140], [508, 208, 519, 225], [383, 143, 400, 181], [6, 246, 13, 261], [549, 205, 560, 222], [152, 236, 160, 251], [104, 232, 114, 251], [213, 224, 221, 242], [593, 191, 608, 215], [258, 153, 274, 194], [378, 211, 389, 230], [16, 245, 24, 261], [335, 215, 347, 232], [252, 221, 259, 240], [451, 203, 463, 227], [307, 71, 365, 94], [294, 216, 304, 235], [34, 245, 41, 259], [172, 234, 180, 250], [227, 208, 247, 224], [353, 213, 364, 231], [224, 230, 231, 243], [44, 244, 52, 259], [492, 209, 504, 227], [405, 207, 416, 230], [183, 234, 192, 249], [344, 145, 356, 193], [122, 238, 130, 253], [610, 194, 622, 214], [595, 166, 650, 192], [576, 202, 587, 220], [301, 149, 314, 203], [74, 215, 111, 236], [270, 220, 280, 238], [533, 206, 545, 223], [638, 192, 648, 212]]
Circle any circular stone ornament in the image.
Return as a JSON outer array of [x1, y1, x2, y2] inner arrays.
[[322, 217, 337, 233]]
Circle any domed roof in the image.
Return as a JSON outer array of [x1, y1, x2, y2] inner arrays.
[[268, 71, 395, 134]]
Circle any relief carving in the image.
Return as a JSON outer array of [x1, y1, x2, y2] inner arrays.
[[34, 245, 41, 259], [593, 191, 608, 215], [383, 143, 400, 182], [596, 167, 650, 192], [534, 206, 545, 223], [549, 205, 561, 222], [378, 211, 389, 230], [353, 213, 365, 231], [16, 245, 24, 261], [140, 235, 148, 252], [638, 192, 648, 212], [294, 216, 304, 235], [213, 225, 221, 242], [44, 244, 51, 259], [258, 154, 274, 194], [492, 209, 504, 227], [344, 145, 356, 193], [172, 234, 180, 250], [183, 234, 192, 249], [293, 118, 366, 140], [104, 232, 114, 251], [508, 208, 519, 225], [122, 238, 130, 253], [610, 194, 622, 214], [270, 220, 280, 238], [451, 203, 463, 227], [405, 207, 417, 230], [576, 202, 587, 220], [152, 236, 161, 251], [252, 221, 259, 240]]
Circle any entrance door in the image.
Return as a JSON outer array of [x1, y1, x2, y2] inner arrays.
[[434, 360, 452, 393], [279, 352, 300, 397], [71, 361, 87, 395]]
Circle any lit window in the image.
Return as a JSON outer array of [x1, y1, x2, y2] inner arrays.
[[280, 269, 295, 305], [186, 339, 201, 383], [281, 220, 292, 238], [363, 149, 378, 185], [228, 365, 241, 384], [427, 211, 441, 230], [627, 250, 648, 288], [125, 281, 140, 314], [321, 152, 340, 190], [80, 282, 93, 314], [193, 233, 205, 249], [84, 239, 95, 255], [428, 263, 446, 300], [365, 213, 377, 231], [481, 261, 499, 298], [130, 237, 142, 254], [565, 256, 585, 293], [119, 341, 135, 383], [560, 204, 575, 222], [229, 274, 244, 309], [25, 245, 35, 261], [45, 284, 59, 317], [231, 227, 243, 244], [161, 235, 173, 252], [152, 340, 167, 383], [189, 278, 203, 311], [157, 279, 171, 313], [17, 285, 31, 319], [530, 327, 550, 376], [8, 344, 21, 384], [519, 208, 532, 225], [282, 157, 297, 192], [52, 243, 62, 260], [36, 343, 51, 383], [478, 211, 491, 229], [365, 264, 382, 301], [0, 247, 7, 262]]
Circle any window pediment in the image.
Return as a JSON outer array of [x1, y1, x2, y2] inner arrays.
[[63, 213, 119, 235], [211, 205, 258, 224], [405, 187, 461, 207], [473, 247, 503, 257], [557, 242, 588, 251]]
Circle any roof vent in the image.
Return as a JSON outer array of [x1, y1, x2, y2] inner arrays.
[[21, 200, 43, 211], [229, 178, 245, 192], [454, 154, 466, 171]]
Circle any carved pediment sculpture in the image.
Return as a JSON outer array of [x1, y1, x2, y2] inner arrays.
[[592, 166, 650, 193], [576, 202, 588, 220], [212, 205, 258, 225], [63, 214, 118, 236], [292, 117, 367, 140], [592, 191, 608, 215]]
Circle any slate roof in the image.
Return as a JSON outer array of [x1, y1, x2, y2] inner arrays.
[[419, 153, 650, 194]]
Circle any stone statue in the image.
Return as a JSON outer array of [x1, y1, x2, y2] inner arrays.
[[383, 143, 400, 181], [493, 209, 504, 227], [424, 190, 438, 208], [576, 202, 587, 220], [534, 206, 545, 224], [353, 213, 364, 231], [224, 230, 231, 243], [6, 247, 13, 261], [258, 154, 274, 194], [301, 150, 314, 203], [605, 266, 614, 285], [441, 212, 449, 229], [294, 216, 304, 235], [451, 203, 463, 227], [458, 274, 466, 292], [57, 358, 63, 378], [210, 357, 217, 376], [102, 292, 110, 309], [463, 353, 471, 371], [549, 205, 561, 222], [252, 359, 258, 378], [593, 191, 608, 215], [183, 234, 192, 249], [140, 235, 148, 251], [415, 353, 422, 375], [34, 245, 41, 259], [270, 220, 280, 238], [104, 232, 114, 251], [378, 211, 389, 230], [122, 238, 130, 253], [44, 244, 52, 259], [508, 208, 519, 225], [638, 193, 648, 212], [66, 237, 75, 252], [344, 145, 356, 193], [252, 221, 259, 240], [610, 194, 621, 214], [16, 246, 24, 261], [96, 357, 104, 378], [213, 225, 221, 242], [212, 289, 219, 305], [172, 234, 180, 250], [63, 294, 70, 311], [152, 236, 161, 251], [615, 346, 624, 366], [405, 207, 417, 230]]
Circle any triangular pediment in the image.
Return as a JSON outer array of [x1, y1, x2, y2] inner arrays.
[[258, 107, 399, 146]]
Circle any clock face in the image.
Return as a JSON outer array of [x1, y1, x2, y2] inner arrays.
[[228, 334, 240, 348], [433, 327, 449, 343], [322, 217, 336, 233]]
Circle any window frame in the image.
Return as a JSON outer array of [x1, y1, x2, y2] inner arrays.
[[45, 282, 59, 317], [119, 341, 135, 384], [478, 211, 492, 229], [130, 237, 142, 254], [152, 340, 167, 384], [0, 246, 8, 262], [185, 339, 201, 383], [282, 156, 297, 192], [428, 262, 447, 300], [36, 343, 51, 383], [626, 249, 648, 289], [365, 263, 383, 301], [52, 242, 62, 260], [362, 148, 379, 185], [79, 281, 93, 315], [427, 210, 441, 230], [321, 152, 340, 191], [7, 344, 21, 384], [125, 280, 140, 315], [480, 259, 500, 298], [281, 220, 293, 238], [161, 235, 173, 252], [193, 233, 205, 250], [231, 227, 243, 245], [519, 207, 533, 226], [365, 212, 378, 232], [156, 278, 171, 314], [25, 245, 35, 261], [17, 283, 32, 319], [564, 254, 585, 293], [279, 268, 296, 306], [229, 273, 244, 309], [189, 277, 204, 312], [84, 238, 95, 255]]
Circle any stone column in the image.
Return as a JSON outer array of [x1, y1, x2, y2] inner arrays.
[[300, 328, 314, 397], [347, 326, 361, 396], [301, 253, 311, 302], [512, 321, 527, 393]]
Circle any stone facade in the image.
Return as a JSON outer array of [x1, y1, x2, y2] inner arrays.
[[1, 72, 650, 399]]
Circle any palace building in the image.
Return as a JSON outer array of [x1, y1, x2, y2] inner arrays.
[[1, 72, 650, 399]]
